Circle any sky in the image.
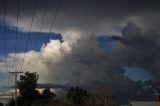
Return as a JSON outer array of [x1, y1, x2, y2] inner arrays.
[[0, 0, 160, 103]]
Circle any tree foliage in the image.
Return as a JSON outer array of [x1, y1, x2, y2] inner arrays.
[[67, 86, 89, 105], [17, 71, 40, 106], [7, 71, 119, 106], [0, 103, 3, 106], [42, 88, 56, 100], [17, 72, 39, 96], [8, 72, 57, 106]]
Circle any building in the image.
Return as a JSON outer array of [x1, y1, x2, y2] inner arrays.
[[129, 95, 160, 106], [129, 101, 160, 106]]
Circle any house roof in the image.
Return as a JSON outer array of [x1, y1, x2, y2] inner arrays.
[[130, 101, 160, 106]]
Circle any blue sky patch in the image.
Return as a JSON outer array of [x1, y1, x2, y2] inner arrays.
[[123, 66, 152, 82], [0, 25, 63, 56], [97, 36, 118, 51]]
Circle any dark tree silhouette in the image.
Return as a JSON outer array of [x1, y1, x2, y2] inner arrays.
[[67, 86, 89, 105], [0, 103, 3, 106], [17, 71, 40, 106], [42, 88, 56, 100]]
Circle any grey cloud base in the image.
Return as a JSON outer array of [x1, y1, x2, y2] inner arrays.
[[38, 23, 160, 95]]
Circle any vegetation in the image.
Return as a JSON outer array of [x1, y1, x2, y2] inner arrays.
[[67, 86, 89, 105], [7, 72, 119, 106], [17, 72, 40, 106], [0, 102, 3, 106], [42, 88, 56, 100], [8, 72, 56, 106]]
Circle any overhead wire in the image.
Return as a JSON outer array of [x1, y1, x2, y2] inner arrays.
[[27, 0, 62, 71], [23, 0, 50, 72], [1, 0, 62, 90], [3, 0, 12, 91], [13, 0, 20, 72], [3, 0, 9, 72], [20, 0, 38, 72], [2, 0, 61, 74]]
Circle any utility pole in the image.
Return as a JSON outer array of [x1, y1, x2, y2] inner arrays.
[[9, 71, 23, 106], [105, 96, 106, 106]]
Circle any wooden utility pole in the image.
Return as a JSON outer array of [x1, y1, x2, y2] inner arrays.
[[105, 96, 107, 106], [9, 71, 23, 106]]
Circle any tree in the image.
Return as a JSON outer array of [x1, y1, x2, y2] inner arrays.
[[42, 88, 56, 100], [67, 86, 89, 105], [17, 71, 40, 106], [8, 99, 15, 106], [0, 103, 3, 106]]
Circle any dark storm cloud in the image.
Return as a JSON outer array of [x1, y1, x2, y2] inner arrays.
[[0, 0, 160, 102], [0, 0, 160, 34], [37, 83, 69, 90], [42, 23, 135, 86], [37, 22, 160, 102], [110, 22, 160, 80]]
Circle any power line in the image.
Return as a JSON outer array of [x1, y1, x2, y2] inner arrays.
[[4, 0, 12, 94], [29, 0, 61, 71], [8, 1, 23, 106], [3, 0, 9, 72], [20, 0, 38, 72], [13, 0, 20, 72], [27, 0, 62, 71], [4, 0, 9, 92], [23, 0, 49, 72]]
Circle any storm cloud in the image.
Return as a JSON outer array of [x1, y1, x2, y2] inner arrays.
[[0, 0, 160, 102], [37, 22, 160, 86], [0, 0, 160, 34]]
